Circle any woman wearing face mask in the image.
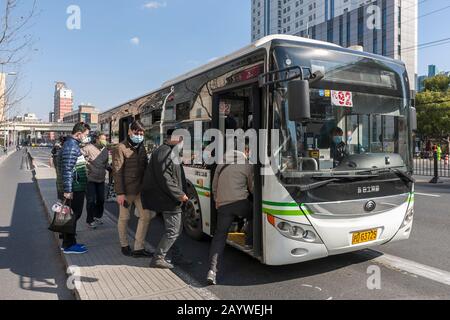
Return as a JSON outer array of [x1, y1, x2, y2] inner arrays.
[[112, 120, 155, 258], [81, 132, 110, 229], [330, 127, 348, 167]]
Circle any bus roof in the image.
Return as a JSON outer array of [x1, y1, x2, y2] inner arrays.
[[100, 35, 403, 118], [161, 35, 340, 88]]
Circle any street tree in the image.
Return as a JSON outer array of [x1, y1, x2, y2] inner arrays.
[[423, 74, 450, 92], [0, 0, 37, 121], [416, 75, 450, 153]]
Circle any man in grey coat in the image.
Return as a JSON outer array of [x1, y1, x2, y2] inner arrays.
[[207, 150, 254, 285], [141, 129, 188, 269]]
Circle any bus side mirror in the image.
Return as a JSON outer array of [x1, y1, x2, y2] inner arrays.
[[288, 80, 311, 122], [410, 107, 417, 131]]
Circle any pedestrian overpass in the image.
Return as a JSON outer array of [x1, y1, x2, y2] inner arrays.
[[1, 121, 98, 145], [1, 121, 98, 132]]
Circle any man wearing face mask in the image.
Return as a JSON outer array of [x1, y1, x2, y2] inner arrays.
[[58, 122, 91, 254], [112, 120, 155, 258], [330, 127, 348, 167], [141, 129, 188, 269], [82, 132, 110, 229]]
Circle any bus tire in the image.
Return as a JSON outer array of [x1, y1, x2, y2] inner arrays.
[[183, 183, 206, 241]]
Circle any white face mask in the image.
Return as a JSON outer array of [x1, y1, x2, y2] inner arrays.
[[82, 136, 91, 144]]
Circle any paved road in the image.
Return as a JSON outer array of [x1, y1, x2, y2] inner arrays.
[[31, 148, 450, 300], [112, 177, 450, 299], [0, 150, 73, 300]]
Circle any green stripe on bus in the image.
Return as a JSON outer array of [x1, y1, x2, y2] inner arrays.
[[196, 190, 210, 197], [262, 207, 306, 216], [194, 185, 211, 192], [262, 200, 299, 207]]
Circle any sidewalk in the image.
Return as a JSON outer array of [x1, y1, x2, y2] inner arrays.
[[0, 148, 15, 166], [413, 175, 450, 184], [33, 166, 216, 300]]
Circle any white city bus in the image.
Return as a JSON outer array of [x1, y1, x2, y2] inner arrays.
[[99, 35, 416, 266]]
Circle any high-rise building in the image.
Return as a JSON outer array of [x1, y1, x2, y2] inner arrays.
[[417, 75, 427, 92], [49, 112, 54, 123], [251, 0, 418, 90], [0, 73, 6, 122], [428, 64, 437, 78], [54, 81, 73, 122]]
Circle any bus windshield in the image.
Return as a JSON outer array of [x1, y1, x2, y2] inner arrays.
[[272, 45, 411, 177]]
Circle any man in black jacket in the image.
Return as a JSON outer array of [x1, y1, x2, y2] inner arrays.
[[141, 129, 188, 269]]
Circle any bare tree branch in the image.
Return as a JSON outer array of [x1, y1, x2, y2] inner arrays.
[[0, 0, 37, 123]]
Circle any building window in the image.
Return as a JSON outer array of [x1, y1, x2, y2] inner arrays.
[[357, 6, 364, 46], [382, 0, 387, 55], [346, 11, 351, 47], [327, 20, 333, 43]]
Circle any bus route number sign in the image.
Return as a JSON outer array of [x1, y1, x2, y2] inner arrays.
[[331, 90, 353, 108]]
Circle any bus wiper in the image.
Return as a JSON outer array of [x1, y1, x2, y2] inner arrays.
[[361, 167, 415, 183], [389, 168, 415, 183], [284, 178, 340, 192]]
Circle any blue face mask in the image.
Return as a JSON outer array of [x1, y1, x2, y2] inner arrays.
[[333, 136, 343, 144], [130, 135, 144, 144]]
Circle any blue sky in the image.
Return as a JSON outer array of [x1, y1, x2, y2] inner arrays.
[[14, 0, 450, 119]]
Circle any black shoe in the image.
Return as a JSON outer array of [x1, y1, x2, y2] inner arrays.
[[132, 249, 153, 258], [149, 258, 174, 269], [121, 246, 132, 257]]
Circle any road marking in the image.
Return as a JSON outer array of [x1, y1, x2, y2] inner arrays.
[[415, 192, 441, 198], [362, 250, 450, 286]]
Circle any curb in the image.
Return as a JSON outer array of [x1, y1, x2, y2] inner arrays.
[[32, 165, 81, 300]]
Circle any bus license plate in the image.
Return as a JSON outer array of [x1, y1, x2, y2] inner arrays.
[[352, 229, 378, 245]]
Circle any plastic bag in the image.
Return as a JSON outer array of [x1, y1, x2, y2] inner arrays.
[[48, 200, 75, 234]]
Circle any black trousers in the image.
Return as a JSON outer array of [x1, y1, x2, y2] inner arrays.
[[86, 182, 105, 224], [208, 199, 253, 273], [61, 191, 85, 249]]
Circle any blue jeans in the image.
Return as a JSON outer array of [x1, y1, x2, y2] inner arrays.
[[86, 182, 105, 224]]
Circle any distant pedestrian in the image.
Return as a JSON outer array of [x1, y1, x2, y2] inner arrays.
[[112, 120, 155, 258], [82, 132, 109, 229], [142, 129, 188, 269], [58, 122, 90, 254], [207, 149, 254, 285]]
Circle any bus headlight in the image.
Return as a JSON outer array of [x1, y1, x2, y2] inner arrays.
[[401, 207, 414, 228], [269, 215, 322, 244], [277, 222, 291, 232], [291, 226, 304, 238], [302, 230, 317, 243]]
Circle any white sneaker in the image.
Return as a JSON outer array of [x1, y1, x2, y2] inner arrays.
[[88, 221, 98, 229], [207, 270, 217, 285], [94, 218, 104, 225]]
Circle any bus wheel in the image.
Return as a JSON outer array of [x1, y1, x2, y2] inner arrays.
[[183, 184, 205, 241]]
